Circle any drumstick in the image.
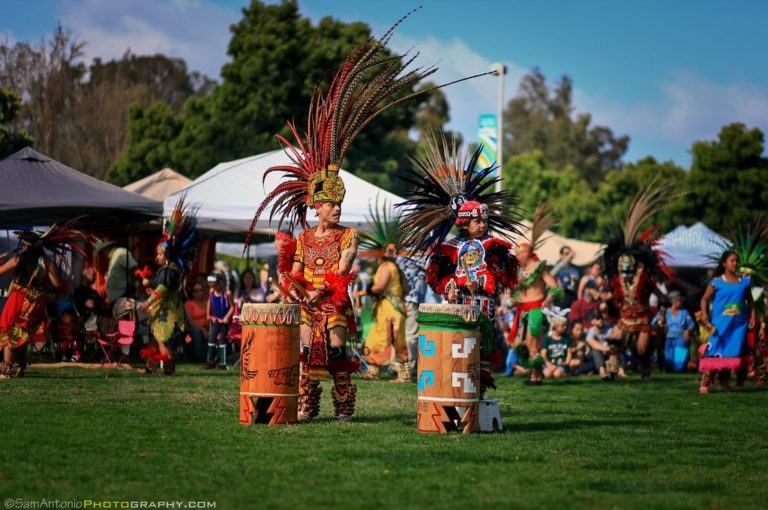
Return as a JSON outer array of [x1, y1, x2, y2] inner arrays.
[[268, 277, 293, 302], [282, 272, 311, 300]]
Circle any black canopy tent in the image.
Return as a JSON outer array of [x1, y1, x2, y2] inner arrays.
[[0, 147, 162, 228]]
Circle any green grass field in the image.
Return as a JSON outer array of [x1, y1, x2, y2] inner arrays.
[[1, 366, 767, 510]]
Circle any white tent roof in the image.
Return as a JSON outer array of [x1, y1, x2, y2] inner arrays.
[[164, 150, 405, 235], [508, 220, 604, 266], [657, 222, 730, 268]]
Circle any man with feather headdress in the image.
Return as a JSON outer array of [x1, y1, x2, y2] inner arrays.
[[137, 197, 199, 376], [245, 8, 488, 422], [355, 199, 411, 382], [0, 220, 93, 379], [398, 133, 524, 394], [602, 179, 674, 380], [508, 204, 561, 385]]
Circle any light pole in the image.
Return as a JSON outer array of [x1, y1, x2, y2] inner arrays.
[[489, 63, 507, 193]]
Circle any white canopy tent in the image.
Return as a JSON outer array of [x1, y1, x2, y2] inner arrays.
[[164, 150, 406, 237], [657, 222, 730, 268]]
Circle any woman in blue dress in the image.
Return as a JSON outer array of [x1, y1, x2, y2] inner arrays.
[[699, 250, 755, 393]]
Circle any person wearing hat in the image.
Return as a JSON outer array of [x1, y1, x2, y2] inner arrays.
[[652, 290, 695, 372]]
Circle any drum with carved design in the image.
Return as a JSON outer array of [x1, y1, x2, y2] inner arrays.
[[239, 303, 301, 426], [416, 303, 481, 434]]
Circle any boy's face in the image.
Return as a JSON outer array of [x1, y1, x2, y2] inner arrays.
[[554, 322, 567, 334]]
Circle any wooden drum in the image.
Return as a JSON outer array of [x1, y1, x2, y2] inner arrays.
[[239, 303, 301, 426], [416, 303, 482, 434]]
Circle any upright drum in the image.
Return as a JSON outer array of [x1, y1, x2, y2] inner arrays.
[[239, 303, 301, 426], [416, 303, 482, 434]]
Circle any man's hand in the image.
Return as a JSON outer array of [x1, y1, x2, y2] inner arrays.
[[137, 301, 149, 312], [306, 290, 321, 305]]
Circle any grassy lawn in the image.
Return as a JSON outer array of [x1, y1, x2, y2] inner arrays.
[[1, 366, 767, 510]]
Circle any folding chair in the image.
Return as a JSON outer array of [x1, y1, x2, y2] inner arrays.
[[98, 318, 135, 366]]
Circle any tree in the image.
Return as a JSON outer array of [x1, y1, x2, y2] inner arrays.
[[0, 88, 33, 158], [134, 0, 428, 189], [688, 123, 768, 237], [106, 102, 182, 186], [502, 68, 629, 188], [502, 152, 687, 242], [1, 28, 212, 179]]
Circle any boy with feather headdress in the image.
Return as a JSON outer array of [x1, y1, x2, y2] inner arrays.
[[398, 133, 524, 394]]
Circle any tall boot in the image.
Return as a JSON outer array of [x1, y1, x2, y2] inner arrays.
[[297, 372, 322, 421], [331, 369, 357, 422], [638, 353, 653, 380], [14, 348, 27, 378], [735, 369, 747, 389]]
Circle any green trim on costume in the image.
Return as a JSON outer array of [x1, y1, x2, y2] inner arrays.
[[526, 308, 546, 338], [517, 260, 546, 290]]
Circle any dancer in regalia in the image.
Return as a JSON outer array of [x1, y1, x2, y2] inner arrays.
[[356, 201, 410, 382], [247, 11, 463, 422], [398, 133, 524, 395], [602, 180, 674, 380], [0, 220, 93, 379], [698, 232, 764, 391], [508, 204, 561, 385], [138, 197, 199, 375]]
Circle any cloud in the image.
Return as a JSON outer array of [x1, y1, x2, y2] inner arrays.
[[576, 70, 768, 147], [59, 0, 238, 78], [389, 33, 526, 143]]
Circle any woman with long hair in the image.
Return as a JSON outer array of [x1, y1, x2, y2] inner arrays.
[[698, 250, 755, 392]]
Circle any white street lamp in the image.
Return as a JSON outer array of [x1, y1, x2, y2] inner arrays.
[[489, 63, 507, 193]]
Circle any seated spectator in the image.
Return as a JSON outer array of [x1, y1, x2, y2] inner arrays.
[[504, 346, 530, 378], [569, 286, 599, 329], [57, 309, 82, 362], [568, 321, 592, 374], [183, 283, 208, 362], [541, 310, 571, 379], [653, 290, 695, 372], [237, 269, 263, 305], [586, 311, 624, 380], [74, 266, 102, 362]]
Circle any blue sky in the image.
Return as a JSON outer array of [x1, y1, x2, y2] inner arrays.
[[3, 0, 767, 168]]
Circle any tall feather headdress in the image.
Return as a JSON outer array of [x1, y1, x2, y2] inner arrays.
[[522, 203, 557, 254], [397, 132, 524, 254], [160, 195, 199, 273], [11, 217, 95, 268], [359, 196, 402, 259], [602, 176, 677, 281], [245, 7, 494, 252]]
